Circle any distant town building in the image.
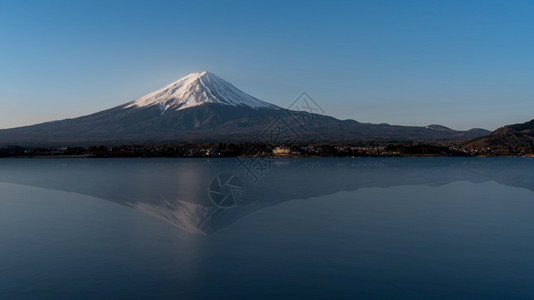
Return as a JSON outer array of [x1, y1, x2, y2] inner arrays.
[[205, 149, 216, 156], [273, 147, 291, 156]]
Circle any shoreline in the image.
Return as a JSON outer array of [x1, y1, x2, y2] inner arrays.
[[1, 154, 532, 159]]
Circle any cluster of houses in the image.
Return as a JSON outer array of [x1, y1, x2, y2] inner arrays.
[[272, 147, 301, 156]]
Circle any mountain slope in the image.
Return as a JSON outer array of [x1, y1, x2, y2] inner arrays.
[[464, 119, 534, 155], [0, 71, 490, 146]]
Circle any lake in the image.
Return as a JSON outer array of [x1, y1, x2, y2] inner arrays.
[[1, 157, 534, 299]]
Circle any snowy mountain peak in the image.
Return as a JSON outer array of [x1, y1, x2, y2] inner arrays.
[[125, 71, 279, 113]]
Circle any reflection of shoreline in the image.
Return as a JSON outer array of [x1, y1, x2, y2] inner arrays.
[[1, 158, 534, 234]]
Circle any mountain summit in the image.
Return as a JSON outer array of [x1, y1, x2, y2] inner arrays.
[[125, 71, 278, 114], [0, 72, 490, 146]]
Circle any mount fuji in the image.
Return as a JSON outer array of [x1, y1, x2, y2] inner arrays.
[[125, 71, 278, 112], [0, 71, 489, 146]]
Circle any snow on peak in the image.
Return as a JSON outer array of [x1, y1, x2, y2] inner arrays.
[[125, 71, 279, 113]]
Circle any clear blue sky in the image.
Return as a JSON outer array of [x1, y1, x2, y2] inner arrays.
[[1, 0, 534, 130]]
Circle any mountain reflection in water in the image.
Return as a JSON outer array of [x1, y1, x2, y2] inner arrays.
[[0, 157, 533, 234]]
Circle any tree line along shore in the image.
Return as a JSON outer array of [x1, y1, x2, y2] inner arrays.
[[1, 142, 531, 158]]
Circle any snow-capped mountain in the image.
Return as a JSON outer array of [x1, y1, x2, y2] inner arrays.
[[126, 71, 279, 113], [0, 71, 490, 146]]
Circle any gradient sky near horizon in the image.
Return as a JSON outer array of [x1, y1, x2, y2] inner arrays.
[[1, 0, 534, 131]]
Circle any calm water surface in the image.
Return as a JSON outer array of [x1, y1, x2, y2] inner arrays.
[[1, 158, 534, 299]]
